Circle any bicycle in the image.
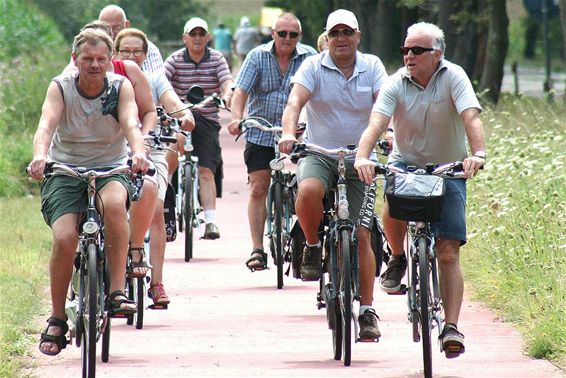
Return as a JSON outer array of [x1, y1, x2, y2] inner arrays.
[[237, 117, 300, 289], [373, 160, 465, 378], [123, 131, 178, 325], [41, 161, 146, 377], [290, 143, 385, 366], [167, 87, 229, 262]]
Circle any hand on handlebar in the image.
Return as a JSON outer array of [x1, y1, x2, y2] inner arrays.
[[227, 119, 242, 136], [27, 157, 48, 180], [278, 134, 298, 155], [179, 111, 195, 132], [354, 157, 376, 185], [462, 155, 485, 179], [130, 152, 151, 174]]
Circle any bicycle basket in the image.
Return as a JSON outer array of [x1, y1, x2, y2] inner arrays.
[[385, 171, 445, 222]]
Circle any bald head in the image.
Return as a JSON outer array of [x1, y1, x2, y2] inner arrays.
[[99, 4, 130, 39]]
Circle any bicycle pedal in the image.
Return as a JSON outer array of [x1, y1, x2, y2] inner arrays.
[[109, 312, 129, 319], [148, 304, 168, 310], [358, 337, 380, 343]]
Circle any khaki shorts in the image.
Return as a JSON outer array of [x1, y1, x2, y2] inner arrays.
[[145, 149, 169, 201], [41, 173, 132, 227], [296, 155, 375, 230]]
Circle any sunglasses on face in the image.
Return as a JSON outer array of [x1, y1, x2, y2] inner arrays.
[[400, 46, 435, 56], [276, 30, 300, 39], [118, 49, 145, 57], [327, 28, 356, 38], [188, 30, 207, 38]]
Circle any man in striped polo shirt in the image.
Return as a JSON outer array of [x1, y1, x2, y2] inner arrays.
[[164, 17, 234, 240]]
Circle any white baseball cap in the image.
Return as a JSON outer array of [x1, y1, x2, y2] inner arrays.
[[184, 17, 209, 34], [325, 9, 358, 31]]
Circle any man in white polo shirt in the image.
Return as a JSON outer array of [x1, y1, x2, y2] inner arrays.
[[279, 9, 388, 340]]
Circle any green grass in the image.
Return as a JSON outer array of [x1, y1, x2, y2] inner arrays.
[[463, 93, 566, 368], [0, 197, 51, 377]]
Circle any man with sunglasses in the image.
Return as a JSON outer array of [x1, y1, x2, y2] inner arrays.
[[278, 9, 388, 340], [227, 12, 316, 271], [354, 22, 486, 357], [164, 17, 234, 240]]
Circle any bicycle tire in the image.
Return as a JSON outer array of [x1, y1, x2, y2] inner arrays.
[[82, 243, 97, 378], [184, 162, 194, 262], [332, 298, 343, 361], [135, 277, 144, 329], [418, 235, 433, 378], [371, 216, 385, 277], [273, 180, 284, 289], [101, 317, 110, 363], [126, 277, 134, 326], [175, 168, 184, 233], [410, 254, 420, 343], [339, 229, 352, 366]]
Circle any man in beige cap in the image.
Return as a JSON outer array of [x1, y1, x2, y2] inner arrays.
[[164, 17, 233, 239], [279, 9, 388, 340]]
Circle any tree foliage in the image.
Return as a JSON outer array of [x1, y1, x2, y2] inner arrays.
[[32, 0, 209, 43]]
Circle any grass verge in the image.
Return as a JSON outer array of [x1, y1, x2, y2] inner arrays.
[[0, 197, 51, 377]]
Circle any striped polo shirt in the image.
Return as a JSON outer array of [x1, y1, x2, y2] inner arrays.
[[164, 47, 232, 121]]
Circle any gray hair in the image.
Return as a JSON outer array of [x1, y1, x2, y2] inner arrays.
[[273, 12, 302, 32], [98, 4, 127, 21], [72, 28, 113, 58], [407, 22, 445, 56]]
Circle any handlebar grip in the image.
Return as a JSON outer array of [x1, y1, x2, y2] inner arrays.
[[159, 136, 178, 144]]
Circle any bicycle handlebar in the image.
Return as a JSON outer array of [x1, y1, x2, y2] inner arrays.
[[38, 159, 155, 179], [373, 161, 466, 178]]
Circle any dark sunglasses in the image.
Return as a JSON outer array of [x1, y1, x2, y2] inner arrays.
[[188, 30, 207, 38], [327, 28, 356, 38], [276, 30, 299, 39], [400, 46, 435, 56]]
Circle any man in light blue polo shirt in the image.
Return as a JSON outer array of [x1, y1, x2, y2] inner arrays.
[[228, 12, 316, 271], [279, 9, 388, 340], [355, 22, 486, 358]]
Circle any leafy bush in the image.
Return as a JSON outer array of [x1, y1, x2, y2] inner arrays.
[[0, 0, 68, 197]]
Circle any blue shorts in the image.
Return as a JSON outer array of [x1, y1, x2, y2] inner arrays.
[[430, 178, 467, 245]]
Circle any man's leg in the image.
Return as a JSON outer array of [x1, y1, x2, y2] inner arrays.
[[357, 225, 381, 339], [98, 182, 132, 298], [39, 213, 79, 355], [199, 166, 221, 239], [248, 169, 271, 251], [380, 201, 409, 292], [148, 199, 170, 304], [436, 239, 463, 325]]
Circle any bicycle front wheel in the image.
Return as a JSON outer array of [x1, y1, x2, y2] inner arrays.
[[82, 243, 98, 378], [338, 229, 352, 366], [184, 162, 194, 262], [417, 235, 433, 378], [272, 180, 284, 289]]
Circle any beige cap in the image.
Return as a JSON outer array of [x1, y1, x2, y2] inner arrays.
[[325, 9, 358, 31], [184, 17, 209, 34]]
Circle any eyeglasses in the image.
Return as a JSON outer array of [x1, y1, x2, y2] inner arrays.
[[327, 28, 356, 38], [276, 30, 299, 39], [400, 46, 435, 56], [118, 49, 145, 57], [188, 30, 208, 38]]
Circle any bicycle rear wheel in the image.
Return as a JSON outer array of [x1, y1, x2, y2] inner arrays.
[[184, 162, 194, 262], [82, 243, 97, 378], [417, 235, 433, 378], [339, 229, 352, 366], [135, 277, 144, 329], [101, 317, 111, 363]]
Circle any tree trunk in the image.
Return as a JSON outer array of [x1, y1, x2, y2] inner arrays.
[[478, 0, 509, 104], [375, 0, 400, 67]]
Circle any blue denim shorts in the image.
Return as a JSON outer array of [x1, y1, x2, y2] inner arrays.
[[430, 178, 467, 245]]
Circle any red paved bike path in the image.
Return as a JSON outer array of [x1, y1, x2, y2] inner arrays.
[[29, 127, 564, 377]]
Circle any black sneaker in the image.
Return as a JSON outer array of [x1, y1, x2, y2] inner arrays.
[[358, 308, 381, 340], [300, 245, 322, 281], [439, 323, 465, 358], [380, 254, 407, 292]]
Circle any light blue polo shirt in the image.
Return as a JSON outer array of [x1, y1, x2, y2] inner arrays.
[[291, 50, 388, 150]]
